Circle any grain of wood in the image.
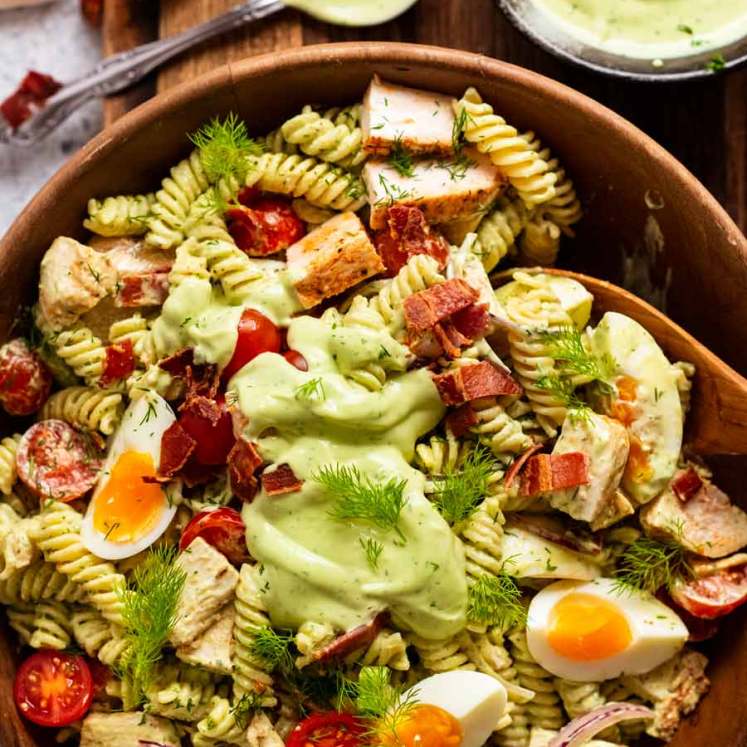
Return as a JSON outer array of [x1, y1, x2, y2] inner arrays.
[[725, 69, 747, 232]]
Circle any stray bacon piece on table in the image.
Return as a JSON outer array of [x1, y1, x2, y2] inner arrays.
[[1, 71, 62, 129], [99, 341, 135, 388], [262, 464, 304, 496], [0, 338, 53, 416], [226, 197, 306, 257], [520, 452, 590, 496], [373, 205, 450, 276], [228, 437, 263, 503], [671, 467, 704, 503], [433, 361, 522, 406], [312, 612, 389, 664]]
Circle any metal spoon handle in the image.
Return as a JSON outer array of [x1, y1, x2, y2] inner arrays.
[[3, 0, 286, 145]]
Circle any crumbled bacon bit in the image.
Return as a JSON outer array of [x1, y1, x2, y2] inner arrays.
[[228, 438, 263, 503], [313, 613, 389, 663], [672, 468, 704, 503], [1, 71, 62, 129], [433, 362, 522, 406], [520, 452, 590, 496], [179, 395, 221, 426], [445, 404, 478, 438], [157, 422, 197, 480], [184, 363, 220, 401], [504, 443, 543, 489], [159, 348, 194, 377], [100, 340, 135, 386], [404, 279, 479, 333], [262, 464, 304, 495], [451, 303, 490, 341]]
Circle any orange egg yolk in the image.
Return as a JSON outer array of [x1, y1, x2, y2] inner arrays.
[[548, 592, 632, 661], [93, 450, 166, 543], [624, 437, 653, 485], [382, 705, 462, 747]]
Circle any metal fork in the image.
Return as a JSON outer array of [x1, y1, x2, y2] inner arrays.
[[0, 0, 285, 146]]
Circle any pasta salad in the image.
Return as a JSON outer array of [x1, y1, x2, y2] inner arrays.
[[1, 75, 745, 747]]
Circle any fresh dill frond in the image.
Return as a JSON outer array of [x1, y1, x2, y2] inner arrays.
[[314, 464, 408, 541], [117, 546, 187, 704], [613, 533, 693, 595], [356, 666, 420, 743], [389, 135, 414, 178], [360, 536, 384, 570], [375, 173, 415, 207], [249, 626, 295, 672], [452, 106, 472, 155], [294, 377, 326, 402], [188, 112, 263, 184], [431, 445, 497, 525], [230, 691, 264, 729], [467, 571, 526, 629], [533, 325, 615, 382], [438, 152, 475, 181]]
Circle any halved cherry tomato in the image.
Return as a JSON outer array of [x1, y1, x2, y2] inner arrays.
[[283, 350, 308, 372], [226, 197, 305, 257], [671, 564, 747, 619], [0, 338, 52, 416], [222, 309, 282, 382], [85, 658, 112, 697], [286, 711, 367, 747], [14, 651, 93, 727], [179, 395, 236, 466], [179, 507, 249, 565]]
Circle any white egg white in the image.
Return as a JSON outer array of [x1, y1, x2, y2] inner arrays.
[[526, 578, 688, 682], [81, 393, 179, 560], [406, 670, 507, 747]]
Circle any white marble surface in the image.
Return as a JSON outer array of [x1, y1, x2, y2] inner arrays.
[[0, 0, 102, 235]]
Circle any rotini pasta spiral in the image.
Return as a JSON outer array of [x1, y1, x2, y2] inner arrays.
[[493, 702, 531, 747], [169, 236, 212, 289], [415, 431, 470, 479], [344, 628, 410, 671], [0, 559, 84, 605], [84, 194, 154, 237], [244, 152, 366, 212], [29, 600, 73, 650], [147, 662, 220, 722], [146, 150, 210, 249], [109, 313, 150, 353], [193, 695, 246, 747], [455, 89, 556, 207], [473, 196, 531, 272], [409, 631, 475, 673], [41, 387, 124, 435], [510, 630, 565, 730], [72, 606, 117, 656], [233, 564, 275, 700], [0, 434, 21, 496], [554, 678, 620, 743], [520, 213, 562, 266], [472, 399, 533, 457], [7, 604, 36, 644], [459, 494, 505, 581], [197, 239, 263, 303], [51, 326, 107, 386], [291, 199, 335, 226], [32, 502, 128, 625]]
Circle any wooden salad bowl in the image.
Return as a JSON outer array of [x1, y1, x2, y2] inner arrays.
[[1, 43, 746, 747]]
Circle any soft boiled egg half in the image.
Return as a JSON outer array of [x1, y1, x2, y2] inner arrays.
[[81, 393, 178, 560], [526, 578, 688, 682], [385, 671, 507, 747]]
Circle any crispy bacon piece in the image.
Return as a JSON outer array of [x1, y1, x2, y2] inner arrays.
[[228, 438, 263, 503], [159, 348, 194, 378], [672, 468, 704, 503], [115, 272, 170, 308], [313, 613, 389, 664], [520, 452, 590, 496], [433, 361, 522, 406], [1, 71, 62, 129], [180, 461, 222, 488], [262, 464, 304, 496], [504, 443, 543, 489], [451, 303, 490, 340], [185, 363, 220, 401], [445, 404, 479, 439], [179, 395, 221, 426], [157, 422, 197, 480], [404, 279, 479, 334], [100, 340, 135, 387], [373, 205, 450, 277]]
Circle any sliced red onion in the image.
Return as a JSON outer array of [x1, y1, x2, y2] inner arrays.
[[547, 702, 655, 747]]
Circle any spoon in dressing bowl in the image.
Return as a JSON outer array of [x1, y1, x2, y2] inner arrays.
[[0, 0, 419, 146], [493, 267, 747, 456]]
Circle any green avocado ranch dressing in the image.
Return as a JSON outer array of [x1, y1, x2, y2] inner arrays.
[[532, 0, 747, 60], [286, 0, 415, 25]]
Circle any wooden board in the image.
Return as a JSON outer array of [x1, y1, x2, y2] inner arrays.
[[101, 0, 746, 234]]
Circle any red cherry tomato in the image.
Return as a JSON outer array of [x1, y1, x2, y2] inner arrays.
[[179, 396, 236, 466], [226, 197, 305, 257], [671, 564, 747, 619], [283, 350, 308, 372], [286, 712, 367, 747], [0, 338, 52, 416], [85, 658, 111, 697], [179, 507, 249, 565], [237, 186, 261, 206], [14, 651, 93, 727], [223, 309, 281, 382]]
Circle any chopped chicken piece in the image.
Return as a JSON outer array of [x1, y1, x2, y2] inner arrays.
[[38, 236, 116, 331], [176, 603, 234, 675], [170, 537, 239, 647], [640, 475, 747, 558], [80, 711, 180, 747], [361, 75, 456, 157], [286, 211, 384, 308], [621, 649, 709, 741], [246, 711, 285, 747], [550, 412, 634, 530], [364, 149, 506, 230]]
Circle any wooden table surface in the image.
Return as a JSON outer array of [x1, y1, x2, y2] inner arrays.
[[102, 0, 746, 234]]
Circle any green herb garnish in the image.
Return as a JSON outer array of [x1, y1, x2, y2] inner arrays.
[[354, 666, 420, 743], [431, 445, 497, 525], [467, 570, 525, 629], [677, 24, 693, 34], [294, 377, 326, 402], [117, 546, 187, 705], [314, 464, 408, 541], [452, 106, 471, 155], [249, 626, 295, 672], [613, 532, 693, 595], [230, 692, 265, 729], [360, 536, 384, 570], [375, 173, 415, 207], [706, 54, 726, 72], [389, 135, 414, 178]]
